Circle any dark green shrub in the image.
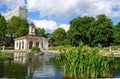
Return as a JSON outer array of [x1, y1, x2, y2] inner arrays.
[[31, 46, 40, 53]]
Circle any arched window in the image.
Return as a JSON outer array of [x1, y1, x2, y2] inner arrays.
[[29, 41, 33, 49], [16, 42, 18, 47], [22, 41, 24, 49], [36, 42, 39, 47], [19, 42, 21, 49], [41, 42, 43, 49]]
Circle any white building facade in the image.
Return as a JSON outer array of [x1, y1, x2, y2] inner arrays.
[[14, 23, 49, 52], [5, 7, 28, 20]]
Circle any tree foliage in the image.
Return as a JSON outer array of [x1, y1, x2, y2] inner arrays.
[[67, 16, 95, 46], [35, 28, 46, 37], [113, 22, 120, 45], [0, 14, 7, 46], [7, 16, 28, 38], [67, 14, 114, 47], [51, 28, 67, 46], [90, 15, 113, 46]]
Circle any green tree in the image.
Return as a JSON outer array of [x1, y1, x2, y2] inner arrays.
[[113, 22, 120, 45], [51, 28, 67, 46], [35, 28, 46, 37], [45, 33, 51, 38], [67, 14, 113, 47], [7, 16, 28, 46], [91, 14, 113, 46], [0, 14, 7, 46], [67, 16, 95, 46]]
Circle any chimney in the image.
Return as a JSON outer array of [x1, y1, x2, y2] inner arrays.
[[29, 23, 35, 35]]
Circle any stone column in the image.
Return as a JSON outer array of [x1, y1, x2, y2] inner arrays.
[[21, 40, 23, 49], [18, 41, 20, 50], [23, 41, 25, 50], [45, 40, 48, 51], [21, 41, 22, 50], [33, 41, 36, 47], [39, 42, 41, 50], [24, 40, 27, 50], [43, 40, 48, 51]]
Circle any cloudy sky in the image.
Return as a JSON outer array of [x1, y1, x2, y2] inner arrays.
[[1, 0, 120, 33]]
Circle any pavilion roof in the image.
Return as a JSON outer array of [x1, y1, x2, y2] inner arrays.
[[14, 35, 48, 40]]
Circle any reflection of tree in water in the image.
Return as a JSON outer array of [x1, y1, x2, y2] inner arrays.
[[0, 53, 59, 79], [27, 55, 42, 79], [0, 61, 4, 78], [27, 57, 34, 79], [27, 55, 57, 78], [3, 60, 27, 79], [0, 57, 27, 79]]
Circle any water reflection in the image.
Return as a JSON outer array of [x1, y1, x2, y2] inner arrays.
[[0, 61, 4, 78], [4, 62, 27, 79], [0, 56, 27, 79], [26, 54, 62, 79], [14, 52, 28, 64], [0, 52, 62, 79], [1, 52, 120, 78]]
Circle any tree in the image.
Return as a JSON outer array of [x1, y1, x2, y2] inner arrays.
[[67, 16, 95, 46], [51, 28, 67, 46], [35, 28, 46, 37], [91, 14, 113, 46], [7, 16, 28, 46], [113, 22, 120, 45], [67, 14, 114, 47], [0, 14, 7, 46]]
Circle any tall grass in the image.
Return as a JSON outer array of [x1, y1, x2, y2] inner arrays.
[[52, 42, 114, 78]]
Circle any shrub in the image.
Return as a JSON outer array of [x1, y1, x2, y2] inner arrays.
[[31, 46, 40, 53]]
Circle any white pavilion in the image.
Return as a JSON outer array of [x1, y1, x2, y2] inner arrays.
[[14, 23, 48, 51]]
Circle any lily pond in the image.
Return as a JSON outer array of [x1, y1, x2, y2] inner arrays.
[[0, 52, 120, 79]]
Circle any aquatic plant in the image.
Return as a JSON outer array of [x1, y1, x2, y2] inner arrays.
[[31, 46, 40, 53], [52, 42, 114, 78]]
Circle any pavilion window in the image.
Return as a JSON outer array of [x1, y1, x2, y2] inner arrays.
[[29, 41, 33, 49], [22, 41, 24, 49], [36, 42, 39, 47], [19, 42, 21, 49], [16, 42, 18, 47], [41, 42, 44, 49]]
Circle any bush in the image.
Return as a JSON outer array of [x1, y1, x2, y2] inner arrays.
[[31, 46, 40, 53]]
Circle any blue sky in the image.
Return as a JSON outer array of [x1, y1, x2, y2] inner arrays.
[[1, 0, 120, 33]]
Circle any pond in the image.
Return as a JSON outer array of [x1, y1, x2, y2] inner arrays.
[[0, 53, 62, 79], [0, 53, 120, 79]]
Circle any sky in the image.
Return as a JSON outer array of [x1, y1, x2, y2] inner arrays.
[[1, 0, 120, 33]]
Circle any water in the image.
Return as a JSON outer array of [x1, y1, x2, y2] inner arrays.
[[0, 53, 62, 79], [1, 53, 120, 79]]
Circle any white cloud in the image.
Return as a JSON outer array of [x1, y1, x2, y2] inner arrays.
[[33, 19, 70, 32], [59, 24, 70, 31], [27, 0, 120, 18], [0, 0, 25, 10], [33, 19, 57, 32]]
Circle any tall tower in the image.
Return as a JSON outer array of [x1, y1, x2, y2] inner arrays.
[[29, 23, 35, 36], [5, 6, 28, 20]]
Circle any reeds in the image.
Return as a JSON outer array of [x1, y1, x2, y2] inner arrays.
[[52, 42, 114, 78]]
